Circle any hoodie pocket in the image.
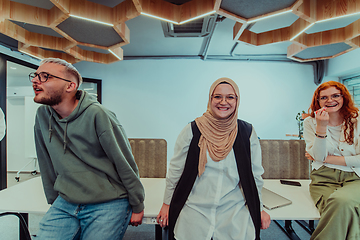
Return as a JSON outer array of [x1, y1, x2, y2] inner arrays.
[[54, 171, 126, 204]]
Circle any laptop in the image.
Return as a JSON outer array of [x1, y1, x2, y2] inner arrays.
[[262, 187, 292, 210]]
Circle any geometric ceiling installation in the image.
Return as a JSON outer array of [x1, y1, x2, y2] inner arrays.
[[219, 0, 360, 62], [0, 0, 359, 63]]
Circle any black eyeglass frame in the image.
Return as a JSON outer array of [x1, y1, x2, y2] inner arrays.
[[29, 72, 72, 83]]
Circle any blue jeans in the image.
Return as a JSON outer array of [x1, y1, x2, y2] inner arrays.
[[35, 196, 132, 240]]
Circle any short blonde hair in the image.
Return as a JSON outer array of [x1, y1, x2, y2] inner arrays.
[[40, 58, 83, 87]]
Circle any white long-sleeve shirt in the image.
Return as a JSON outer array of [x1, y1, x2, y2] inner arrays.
[[164, 123, 264, 240], [303, 116, 360, 177]]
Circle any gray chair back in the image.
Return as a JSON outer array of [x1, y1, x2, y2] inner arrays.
[[260, 139, 310, 179], [128, 138, 167, 178]]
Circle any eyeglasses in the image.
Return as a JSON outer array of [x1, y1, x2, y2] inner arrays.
[[211, 94, 237, 103], [318, 93, 343, 102], [29, 72, 72, 83]]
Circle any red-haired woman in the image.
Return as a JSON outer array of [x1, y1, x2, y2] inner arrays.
[[303, 81, 360, 240]]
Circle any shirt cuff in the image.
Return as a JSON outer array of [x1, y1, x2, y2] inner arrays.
[[344, 156, 360, 168]]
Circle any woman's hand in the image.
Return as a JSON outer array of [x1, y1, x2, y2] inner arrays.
[[315, 107, 329, 129], [156, 203, 169, 228], [305, 152, 314, 161], [260, 210, 271, 229]]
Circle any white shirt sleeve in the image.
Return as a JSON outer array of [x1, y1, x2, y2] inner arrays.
[[250, 127, 265, 210], [163, 123, 193, 204], [0, 108, 5, 141], [303, 117, 327, 162]]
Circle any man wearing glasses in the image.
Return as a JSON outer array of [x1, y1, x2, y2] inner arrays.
[[30, 58, 144, 240]]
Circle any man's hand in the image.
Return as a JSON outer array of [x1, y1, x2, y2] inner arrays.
[[130, 210, 144, 227]]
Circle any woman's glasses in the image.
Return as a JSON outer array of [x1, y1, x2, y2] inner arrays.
[[318, 94, 343, 102], [211, 94, 237, 104]]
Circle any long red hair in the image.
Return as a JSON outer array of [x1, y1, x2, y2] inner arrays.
[[309, 81, 359, 145]]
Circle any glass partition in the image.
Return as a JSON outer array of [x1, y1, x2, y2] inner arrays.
[[1, 58, 102, 188]]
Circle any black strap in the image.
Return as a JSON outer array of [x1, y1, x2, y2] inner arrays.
[[168, 121, 200, 240], [234, 120, 261, 240]]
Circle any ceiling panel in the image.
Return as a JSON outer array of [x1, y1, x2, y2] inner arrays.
[[250, 12, 299, 33], [10, 0, 54, 9], [0, 33, 18, 51], [220, 0, 297, 19], [306, 14, 360, 34], [78, 45, 110, 54], [57, 17, 123, 47], [294, 43, 352, 60], [10, 20, 63, 38], [87, 0, 125, 8], [233, 41, 292, 55]]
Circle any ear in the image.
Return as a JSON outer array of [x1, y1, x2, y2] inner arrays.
[[65, 81, 78, 93]]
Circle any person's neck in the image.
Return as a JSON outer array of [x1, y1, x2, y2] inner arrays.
[[51, 96, 79, 119], [328, 112, 344, 126]]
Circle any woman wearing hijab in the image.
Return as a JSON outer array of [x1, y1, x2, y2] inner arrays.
[[157, 78, 270, 240], [303, 81, 360, 240]]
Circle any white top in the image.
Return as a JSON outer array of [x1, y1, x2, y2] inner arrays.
[[303, 117, 360, 177], [0, 108, 5, 141], [163, 123, 264, 240]]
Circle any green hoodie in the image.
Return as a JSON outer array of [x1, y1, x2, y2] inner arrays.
[[34, 91, 144, 213]]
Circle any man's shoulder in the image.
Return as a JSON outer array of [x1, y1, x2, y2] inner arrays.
[[35, 104, 49, 117], [85, 103, 119, 124]]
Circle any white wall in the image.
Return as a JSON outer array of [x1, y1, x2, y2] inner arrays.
[[74, 59, 318, 161], [0, 45, 319, 167], [326, 48, 360, 78]]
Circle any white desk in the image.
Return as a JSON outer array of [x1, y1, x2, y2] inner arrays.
[[263, 179, 320, 240], [0, 177, 165, 240], [0, 177, 165, 222], [0, 177, 319, 240], [263, 179, 320, 220]]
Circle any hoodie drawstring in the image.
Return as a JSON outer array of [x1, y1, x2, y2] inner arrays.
[[48, 110, 68, 153], [63, 122, 68, 153], [49, 111, 53, 142]]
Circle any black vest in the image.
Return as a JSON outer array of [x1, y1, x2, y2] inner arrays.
[[168, 119, 261, 240]]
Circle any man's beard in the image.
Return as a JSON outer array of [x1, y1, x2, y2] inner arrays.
[[34, 89, 63, 106]]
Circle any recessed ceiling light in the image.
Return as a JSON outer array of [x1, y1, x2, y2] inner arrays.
[[108, 49, 122, 60], [247, 10, 293, 24], [290, 23, 315, 41], [69, 15, 113, 26], [141, 12, 179, 25], [179, 11, 216, 24], [316, 12, 360, 23]]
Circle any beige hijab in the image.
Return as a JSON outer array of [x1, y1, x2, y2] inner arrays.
[[194, 77, 240, 176]]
